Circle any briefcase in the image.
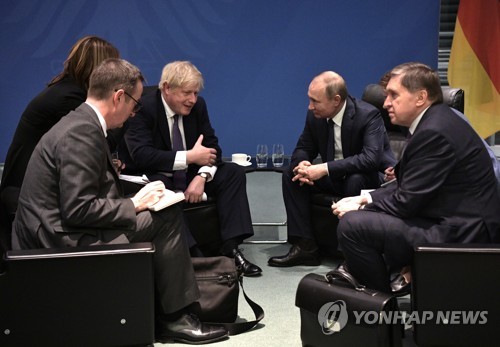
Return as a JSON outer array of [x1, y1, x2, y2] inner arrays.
[[191, 256, 264, 335], [295, 270, 402, 347]]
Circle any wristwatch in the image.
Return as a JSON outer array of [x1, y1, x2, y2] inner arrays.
[[198, 172, 209, 181]]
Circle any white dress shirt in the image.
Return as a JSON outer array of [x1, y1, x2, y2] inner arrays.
[[161, 94, 216, 181], [323, 100, 347, 175]]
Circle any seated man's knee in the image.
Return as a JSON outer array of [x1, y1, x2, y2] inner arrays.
[[282, 166, 293, 181], [336, 211, 368, 245], [224, 162, 246, 181], [344, 174, 364, 194], [337, 212, 356, 242], [282, 167, 296, 189], [344, 173, 378, 196]]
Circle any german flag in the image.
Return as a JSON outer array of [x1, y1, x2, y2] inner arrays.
[[448, 0, 499, 139]]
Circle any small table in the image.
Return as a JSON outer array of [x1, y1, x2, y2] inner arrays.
[[243, 157, 289, 173], [239, 157, 289, 243]]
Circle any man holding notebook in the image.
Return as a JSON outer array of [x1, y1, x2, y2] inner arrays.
[[11, 58, 228, 344]]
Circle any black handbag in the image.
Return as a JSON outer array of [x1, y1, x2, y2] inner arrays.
[[295, 269, 402, 347], [191, 256, 264, 335]]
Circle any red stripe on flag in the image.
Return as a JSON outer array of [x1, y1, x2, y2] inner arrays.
[[457, 0, 500, 93]]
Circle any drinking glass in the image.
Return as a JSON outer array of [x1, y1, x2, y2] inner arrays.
[[272, 144, 284, 167], [256, 144, 268, 168]]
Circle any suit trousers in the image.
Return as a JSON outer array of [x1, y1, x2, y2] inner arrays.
[[282, 167, 380, 241], [203, 162, 253, 243], [126, 204, 199, 315], [337, 210, 493, 293], [156, 162, 254, 249]]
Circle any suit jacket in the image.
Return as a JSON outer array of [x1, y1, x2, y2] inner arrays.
[[291, 95, 395, 180], [121, 89, 222, 181], [367, 103, 500, 243], [12, 103, 136, 249]]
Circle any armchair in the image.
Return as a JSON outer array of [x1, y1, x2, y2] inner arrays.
[[0, 242, 155, 346], [412, 244, 500, 346]]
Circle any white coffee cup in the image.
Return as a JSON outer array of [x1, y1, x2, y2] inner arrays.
[[232, 153, 251, 165]]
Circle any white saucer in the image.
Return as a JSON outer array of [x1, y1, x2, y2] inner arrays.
[[232, 161, 252, 167]]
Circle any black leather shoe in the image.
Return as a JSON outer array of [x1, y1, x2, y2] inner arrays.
[[232, 249, 262, 276], [268, 244, 320, 267], [336, 261, 349, 273], [390, 274, 411, 297], [157, 313, 229, 344]]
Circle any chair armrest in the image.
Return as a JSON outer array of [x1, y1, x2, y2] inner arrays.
[[5, 242, 155, 260], [415, 243, 500, 254]]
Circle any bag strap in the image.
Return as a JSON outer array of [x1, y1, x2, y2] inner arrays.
[[325, 268, 379, 296], [216, 276, 265, 335]]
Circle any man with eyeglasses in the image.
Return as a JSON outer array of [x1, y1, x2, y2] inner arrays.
[[12, 58, 229, 344], [119, 89, 143, 113]]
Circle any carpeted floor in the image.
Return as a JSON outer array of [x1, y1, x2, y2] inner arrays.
[[153, 171, 416, 346], [154, 171, 342, 346], [153, 242, 341, 347]]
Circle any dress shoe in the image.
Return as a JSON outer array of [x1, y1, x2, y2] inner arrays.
[[390, 274, 411, 297], [326, 262, 355, 285], [157, 312, 228, 344], [268, 244, 320, 267], [232, 249, 262, 276], [335, 261, 349, 274]]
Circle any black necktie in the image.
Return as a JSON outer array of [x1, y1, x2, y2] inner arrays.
[[172, 114, 186, 191], [327, 119, 335, 162]]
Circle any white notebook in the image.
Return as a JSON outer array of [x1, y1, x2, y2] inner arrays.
[[148, 190, 185, 211]]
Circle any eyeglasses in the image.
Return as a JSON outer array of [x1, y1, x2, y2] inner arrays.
[[115, 89, 142, 113]]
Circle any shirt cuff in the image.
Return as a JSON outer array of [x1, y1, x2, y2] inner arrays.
[[365, 193, 373, 204], [173, 150, 187, 170], [321, 162, 329, 176], [198, 166, 217, 182]]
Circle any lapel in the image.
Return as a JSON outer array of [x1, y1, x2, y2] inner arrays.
[[181, 112, 195, 149], [393, 106, 437, 187], [310, 112, 329, 159], [80, 103, 123, 194], [155, 91, 173, 150], [340, 97, 355, 157], [394, 161, 401, 181], [319, 116, 329, 148], [104, 142, 123, 195]]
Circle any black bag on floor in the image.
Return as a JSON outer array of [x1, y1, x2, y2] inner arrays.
[[295, 270, 402, 347], [191, 256, 264, 335]]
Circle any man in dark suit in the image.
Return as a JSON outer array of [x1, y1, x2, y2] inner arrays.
[[333, 62, 500, 293], [120, 61, 261, 276], [12, 58, 228, 344], [269, 71, 396, 267]]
